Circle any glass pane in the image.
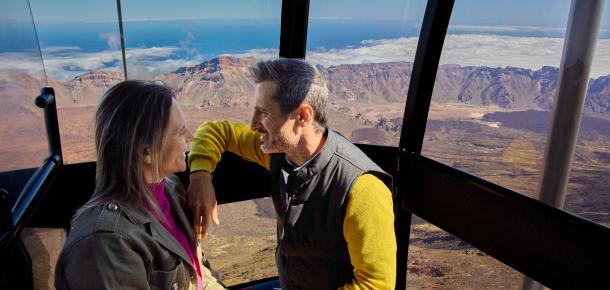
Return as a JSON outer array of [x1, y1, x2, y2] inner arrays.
[[1, 3, 59, 289], [202, 198, 277, 286], [0, 1, 48, 173], [121, 0, 281, 153], [118, 1, 282, 284], [306, 0, 427, 147], [417, 0, 573, 287], [29, 0, 125, 164], [422, 0, 571, 198], [565, 5, 610, 228], [407, 216, 522, 289]]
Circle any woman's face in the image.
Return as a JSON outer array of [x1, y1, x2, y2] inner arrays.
[[158, 99, 193, 178]]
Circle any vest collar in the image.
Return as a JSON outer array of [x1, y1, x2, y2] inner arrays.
[[289, 128, 338, 181]]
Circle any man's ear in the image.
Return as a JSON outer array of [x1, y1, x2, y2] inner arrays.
[[297, 103, 314, 126]]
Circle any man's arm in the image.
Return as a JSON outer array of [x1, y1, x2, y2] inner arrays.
[[340, 174, 397, 290], [188, 120, 270, 172], [187, 120, 271, 239]]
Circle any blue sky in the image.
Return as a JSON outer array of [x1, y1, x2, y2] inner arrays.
[[24, 0, 609, 28]]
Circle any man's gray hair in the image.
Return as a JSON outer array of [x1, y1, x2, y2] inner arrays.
[[249, 58, 328, 130]]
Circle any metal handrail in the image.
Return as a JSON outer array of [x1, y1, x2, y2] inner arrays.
[[1, 87, 63, 248]]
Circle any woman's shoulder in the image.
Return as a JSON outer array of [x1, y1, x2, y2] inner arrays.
[[64, 201, 148, 250], [55, 201, 159, 290]]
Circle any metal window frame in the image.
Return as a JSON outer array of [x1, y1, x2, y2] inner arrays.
[[1, 88, 63, 290], [116, 0, 128, 79], [279, 0, 310, 58]]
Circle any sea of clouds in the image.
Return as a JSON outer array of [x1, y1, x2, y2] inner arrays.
[[243, 34, 610, 78], [2, 30, 610, 81]]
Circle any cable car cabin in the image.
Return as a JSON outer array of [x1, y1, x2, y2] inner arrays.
[[2, 0, 610, 289]]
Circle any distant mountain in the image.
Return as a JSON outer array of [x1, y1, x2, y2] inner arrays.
[[0, 71, 124, 112], [432, 65, 559, 110], [3, 56, 610, 115], [155, 58, 608, 115], [321, 62, 413, 103], [61, 71, 125, 105], [156, 56, 256, 108], [586, 75, 610, 114]]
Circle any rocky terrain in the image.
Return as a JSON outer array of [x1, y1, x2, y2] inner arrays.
[[3, 56, 610, 288]]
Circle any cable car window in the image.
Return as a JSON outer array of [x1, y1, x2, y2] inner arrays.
[[0, 0, 48, 186], [422, 0, 572, 197], [0, 14, 55, 288], [306, 0, 427, 147], [119, 0, 281, 153], [566, 6, 610, 229], [28, 0, 124, 165], [120, 1, 282, 286], [416, 0, 577, 287]]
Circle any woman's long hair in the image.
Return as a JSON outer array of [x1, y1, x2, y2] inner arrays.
[[74, 80, 173, 222]]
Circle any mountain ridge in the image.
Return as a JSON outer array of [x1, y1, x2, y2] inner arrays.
[[3, 56, 609, 116]]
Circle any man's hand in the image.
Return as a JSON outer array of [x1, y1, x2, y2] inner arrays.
[[187, 171, 220, 240]]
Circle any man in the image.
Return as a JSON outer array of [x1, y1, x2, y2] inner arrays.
[[187, 58, 396, 289]]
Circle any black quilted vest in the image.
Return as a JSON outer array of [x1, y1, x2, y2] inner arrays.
[[269, 129, 392, 290]]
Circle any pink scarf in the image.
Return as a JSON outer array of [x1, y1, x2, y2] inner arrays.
[[149, 180, 203, 290]]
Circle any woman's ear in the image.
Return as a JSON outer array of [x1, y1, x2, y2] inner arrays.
[[143, 147, 152, 165]]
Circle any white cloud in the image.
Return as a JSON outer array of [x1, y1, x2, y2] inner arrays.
[[291, 34, 609, 77], [205, 34, 610, 78], [441, 34, 610, 78], [228, 48, 278, 60], [99, 32, 119, 50], [0, 46, 204, 81], [126, 50, 204, 79], [0, 52, 48, 82], [449, 25, 566, 34], [3, 33, 610, 82]]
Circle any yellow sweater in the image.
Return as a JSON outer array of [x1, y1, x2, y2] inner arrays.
[[189, 121, 396, 289]]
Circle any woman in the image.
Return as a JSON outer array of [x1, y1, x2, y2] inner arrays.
[[55, 80, 225, 290]]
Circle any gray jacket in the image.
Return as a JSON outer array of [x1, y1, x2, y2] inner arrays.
[[55, 176, 224, 290]]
